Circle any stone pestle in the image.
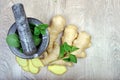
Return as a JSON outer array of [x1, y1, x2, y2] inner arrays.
[[12, 3, 37, 55]]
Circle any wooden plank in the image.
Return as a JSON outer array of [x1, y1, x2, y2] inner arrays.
[[1, 0, 120, 80]]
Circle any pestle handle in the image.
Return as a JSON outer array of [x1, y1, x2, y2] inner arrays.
[[12, 3, 37, 55]]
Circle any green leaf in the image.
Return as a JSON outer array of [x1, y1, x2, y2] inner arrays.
[[59, 42, 78, 63], [63, 58, 70, 62], [63, 42, 71, 52], [6, 34, 20, 47], [19, 48, 23, 53], [59, 45, 65, 58], [29, 23, 36, 34], [70, 46, 79, 53], [62, 42, 79, 53], [40, 30, 46, 35], [34, 24, 48, 35], [34, 27, 41, 35], [38, 24, 48, 35], [33, 35, 41, 46], [38, 24, 48, 29], [69, 54, 77, 63], [29, 23, 36, 28]]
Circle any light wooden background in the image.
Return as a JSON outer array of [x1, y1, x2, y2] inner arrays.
[[0, 0, 120, 80]]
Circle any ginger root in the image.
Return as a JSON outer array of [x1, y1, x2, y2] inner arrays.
[[42, 51, 48, 59], [61, 25, 91, 58], [47, 15, 66, 53], [48, 65, 67, 75], [71, 31, 91, 58], [62, 24, 78, 45], [41, 42, 60, 65], [74, 51, 87, 58], [42, 15, 73, 66]]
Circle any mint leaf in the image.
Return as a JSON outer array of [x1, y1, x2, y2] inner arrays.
[[70, 46, 79, 53], [63, 58, 70, 62], [69, 54, 77, 63], [59, 42, 79, 63], [34, 24, 48, 35], [63, 54, 77, 63], [38, 24, 48, 29], [19, 48, 23, 53], [59, 45, 65, 58], [29, 23, 36, 34], [34, 27, 41, 35], [63, 42, 71, 52], [33, 35, 41, 46], [6, 34, 20, 47], [29, 23, 36, 29], [40, 30, 46, 35], [63, 42, 79, 53]]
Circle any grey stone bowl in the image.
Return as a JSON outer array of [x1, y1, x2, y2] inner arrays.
[[7, 18, 49, 59]]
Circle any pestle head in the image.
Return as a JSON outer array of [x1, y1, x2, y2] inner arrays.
[[12, 3, 37, 55]]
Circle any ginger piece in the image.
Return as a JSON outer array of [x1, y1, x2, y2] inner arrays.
[[16, 57, 43, 74], [16, 56, 28, 67], [42, 24, 78, 66], [22, 66, 29, 72], [74, 51, 87, 58], [31, 58, 44, 68], [28, 60, 40, 74], [47, 15, 66, 53], [71, 31, 91, 58], [42, 42, 60, 65], [62, 24, 78, 45], [48, 65, 67, 75], [43, 51, 48, 58]]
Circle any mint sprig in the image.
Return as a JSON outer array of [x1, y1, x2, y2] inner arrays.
[[33, 35, 41, 46], [6, 34, 20, 47], [63, 54, 77, 63], [34, 24, 48, 35], [59, 42, 79, 63]]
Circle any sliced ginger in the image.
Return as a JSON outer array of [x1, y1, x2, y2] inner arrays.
[[22, 66, 29, 72], [16, 56, 28, 67], [16, 56, 44, 74], [31, 58, 44, 68], [48, 65, 67, 75], [28, 60, 40, 74]]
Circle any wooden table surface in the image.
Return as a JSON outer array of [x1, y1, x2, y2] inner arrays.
[[0, 0, 120, 80]]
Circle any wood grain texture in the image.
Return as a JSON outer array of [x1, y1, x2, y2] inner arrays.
[[0, 0, 120, 80]]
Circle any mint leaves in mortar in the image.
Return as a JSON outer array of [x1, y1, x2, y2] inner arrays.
[[6, 23, 48, 52]]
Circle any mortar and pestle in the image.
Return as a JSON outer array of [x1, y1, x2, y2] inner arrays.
[[7, 3, 49, 59]]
